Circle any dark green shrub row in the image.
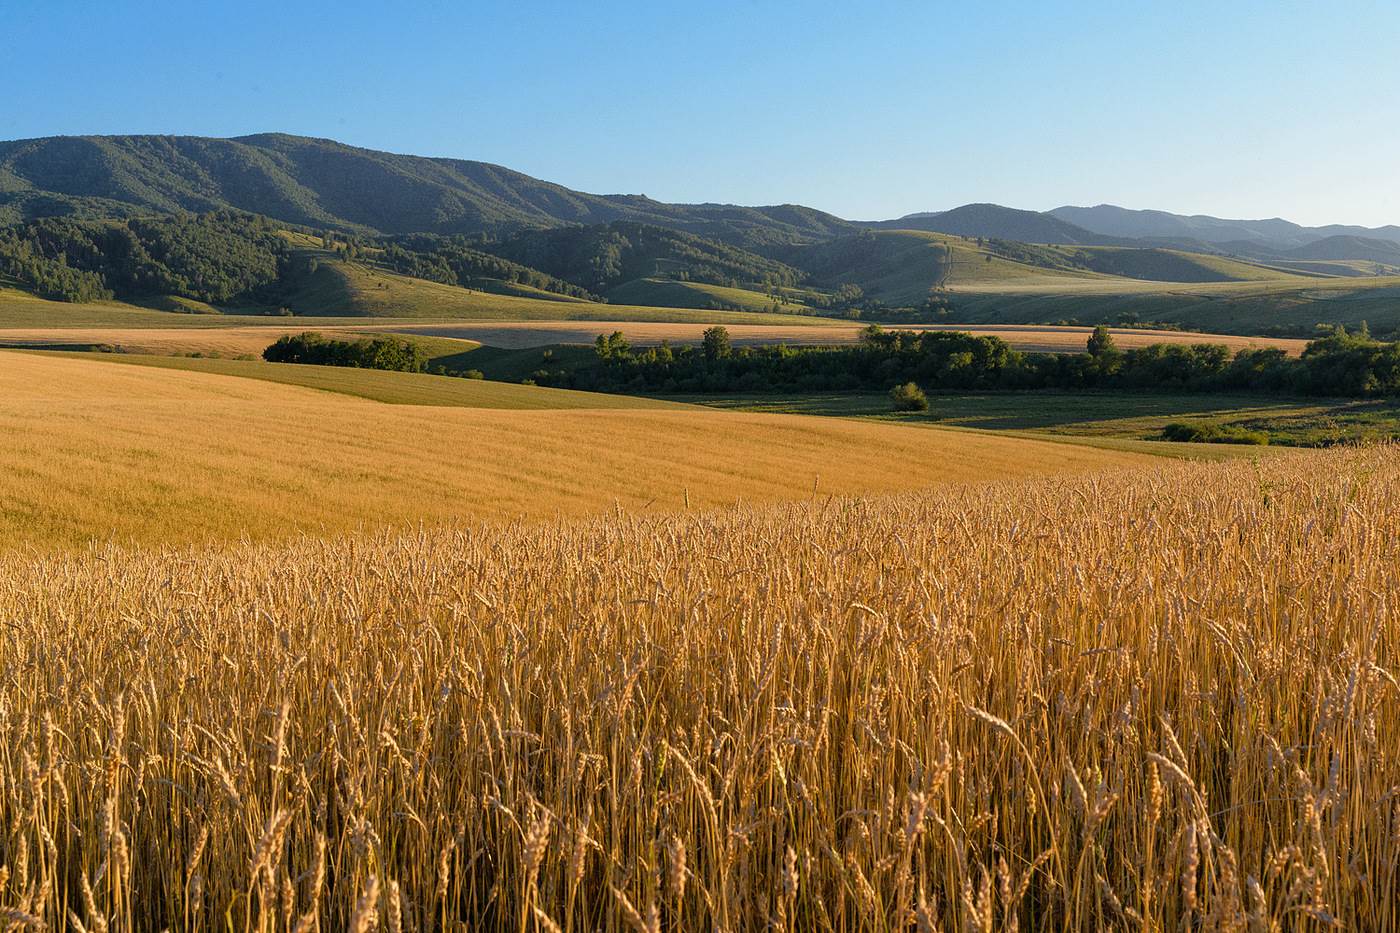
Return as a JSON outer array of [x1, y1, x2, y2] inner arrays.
[[1161, 422, 1270, 445], [262, 332, 427, 372]]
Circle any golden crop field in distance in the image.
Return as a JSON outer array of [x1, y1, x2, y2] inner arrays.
[[0, 352, 1152, 549], [0, 448, 1395, 930], [368, 321, 1309, 355], [0, 320, 1307, 359]]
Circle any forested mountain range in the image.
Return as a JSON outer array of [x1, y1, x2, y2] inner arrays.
[[0, 212, 805, 309], [3, 132, 1399, 328], [0, 133, 854, 248], [5, 133, 1395, 257], [479, 222, 802, 293], [1049, 204, 1400, 251], [860, 204, 1123, 246]]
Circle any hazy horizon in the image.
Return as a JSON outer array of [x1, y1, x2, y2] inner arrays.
[[7, 0, 1399, 227]]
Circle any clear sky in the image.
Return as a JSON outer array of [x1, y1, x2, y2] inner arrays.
[[6, 0, 1398, 226]]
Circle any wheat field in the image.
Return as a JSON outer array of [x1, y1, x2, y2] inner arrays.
[[375, 322, 1307, 355], [0, 320, 1308, 359], [0, 352, 1152, 549], [0, 448, 1395, 930]]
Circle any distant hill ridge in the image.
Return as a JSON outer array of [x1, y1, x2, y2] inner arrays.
[[1, 133, 1396, 259], [860, 203, 1122, 246], [0, 133, 855, 247], [1050, 204, 1400, 250]]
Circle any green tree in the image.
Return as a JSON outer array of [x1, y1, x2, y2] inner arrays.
[[594, 331, 631, 360], [1087, 325, 1118, 358], [702, 326, 732, 361], [1086, 325, 1124, 379], [890, 382, 929, 412], [834, 283, 864, 307]]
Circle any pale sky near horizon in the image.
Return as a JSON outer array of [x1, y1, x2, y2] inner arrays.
[[5, 0, 1398, 227]]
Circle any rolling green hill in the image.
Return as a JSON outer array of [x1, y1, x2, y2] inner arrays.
[[278, 255, 822, 321], [780, 230, 1102, 305], [5, 135, 1399, 340], [1050, 204, 1400, 250], [943, 279, 1400, 337], [777, 230, 1311, 306], [863, 203, 1117, 245], [0, 134, 854, 247], [6, 131, 1397, 272], [476, 221, 802, 294], [1264, 259, 1400, 278], [774, 229, 1400, 335], [0, 266, 843, 328], [1022, 245, 1307, 283], [0, 205, 829, 320], [606, 277, 811, 314], [7, 216, 1400, 340], [1281, 235, 1400, 265]]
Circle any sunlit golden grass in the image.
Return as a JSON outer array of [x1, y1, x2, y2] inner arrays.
[[44, 352, 690, 410], [0, 319, 1306, 358], [286, 260, 848, 324], [0, 352, 1149, 549], [0, 448, 1394, 929], [371, 321, 1308, 355], [0, 325, 344, 357]]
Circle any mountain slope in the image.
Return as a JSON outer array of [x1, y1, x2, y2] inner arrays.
[[864, 203, 1115, 245], [1282, 235, 1400, 265], [778, 230, 1110, 305], [0, 133, 855, 246], [1047, 246, 1302, 283], [6, 133, 1396, 261], [476, 221, 802, 295], [1051, 204, 1400, 249]]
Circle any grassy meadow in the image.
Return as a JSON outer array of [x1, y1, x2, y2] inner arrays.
[[10, 227, 1400, 342], [0, 279, 844, 331], [798, 229, 1311, 300], [944, 276, 1400, 336], [606, 277, 812, 314], [785, 229, 1400, 335], [279, 259, 828, 323], [0, 448, 1396, 930], [698, 391, 1400, 447]]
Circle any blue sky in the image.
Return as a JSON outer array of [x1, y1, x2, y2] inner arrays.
[[5, 0, 1398, 226]]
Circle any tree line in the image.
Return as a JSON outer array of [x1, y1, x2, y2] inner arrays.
[[526, 324, 1400, 398], [473, 221, 803, 295], [0, 211, 802, 311], [378, 235, 597, 300], [0, 212, 290, 303]]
